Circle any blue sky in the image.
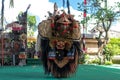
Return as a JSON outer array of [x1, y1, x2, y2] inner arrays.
[[49, 0, 81, 10]]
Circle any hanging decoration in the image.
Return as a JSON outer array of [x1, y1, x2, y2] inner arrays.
[[82, 0, 87, 52]]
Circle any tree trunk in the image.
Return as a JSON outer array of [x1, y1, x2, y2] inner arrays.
[[96, 31, 104, 64], [1, 0, 5, 28]]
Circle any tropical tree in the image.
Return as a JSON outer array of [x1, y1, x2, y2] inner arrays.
[[27, 14, 37, 37], [78, 0, 120, 64], [27, 15, 36, 29], [78, 0, 120, 42]]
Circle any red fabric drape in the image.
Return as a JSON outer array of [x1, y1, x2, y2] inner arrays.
[[84, 0, 87, 5]]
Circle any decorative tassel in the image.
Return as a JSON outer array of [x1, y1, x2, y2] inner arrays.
[[82, 0, 87, 52], [84, 9, 87, 17], [84, 0, 87, 5]]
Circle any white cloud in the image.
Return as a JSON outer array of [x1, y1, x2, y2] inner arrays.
[[2, 0, 84, 25], [108, 0, 120, 6], [107, 0, 120, 11], [111, 20, 120, 32], [3, 0, 54, 24]]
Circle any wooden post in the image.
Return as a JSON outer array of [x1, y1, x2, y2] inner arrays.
[[1, 32, 4, 66]]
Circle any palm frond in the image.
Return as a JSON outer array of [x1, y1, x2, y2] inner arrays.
[[9, 0, 14, 8]]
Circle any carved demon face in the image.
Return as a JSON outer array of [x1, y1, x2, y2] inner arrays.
[[56, 40, 65, 49]]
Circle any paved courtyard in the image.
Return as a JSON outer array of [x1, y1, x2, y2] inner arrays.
[[0, 64, 120, 80]]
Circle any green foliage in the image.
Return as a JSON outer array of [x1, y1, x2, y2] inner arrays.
[[27, 14, 37, 37], [27, 15, 36, 27], [107, 38, 120, 55], [27, 42, 35, 48], [84, 54, 90, 63], [104, 61, 113, 65], [79, 54, 92, 64], [112, 59, 120, 64], [109, 38, 120, 44], [91, 58, 100, 64], [17, 12, 37, 29], [117, 2, 120, 8], [103, 38, 120, 61], [80, 16, 90, 25], [93, 7, 116, 21], [79, 54, 89, 64]]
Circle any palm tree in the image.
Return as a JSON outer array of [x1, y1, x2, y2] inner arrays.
[[1, 0, 14, 29]]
